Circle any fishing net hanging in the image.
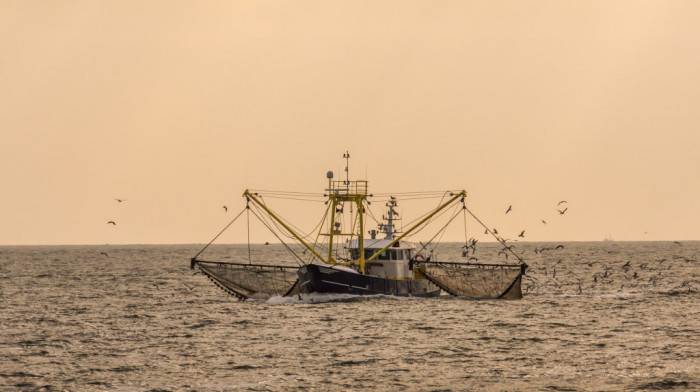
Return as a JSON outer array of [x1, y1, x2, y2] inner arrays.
[[416, 262, 524, 299], [193, 259, 300, 300]]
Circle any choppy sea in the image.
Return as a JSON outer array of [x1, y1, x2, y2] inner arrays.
[[1, 242, 698, 391]]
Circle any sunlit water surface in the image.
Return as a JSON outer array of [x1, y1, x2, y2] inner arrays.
[[1, 242, 698, 391]]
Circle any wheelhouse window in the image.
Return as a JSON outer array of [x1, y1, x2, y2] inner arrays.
[[377, 250, 389, 260], [353, 248, 409, 261]]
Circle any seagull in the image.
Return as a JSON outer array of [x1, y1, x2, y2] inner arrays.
[[264, 241, 270, 245], [100, 252, 109, 257], [223, 205, 228, 212], [505, 205, 512, 214], [558, 200, 567, 206], [555, 245, 564, 250], [115, 199, 126, 203], [674, 241, 682, 245], [107, 221, 116, 225], [541, 220, 547, 224], [556, 208, 568, 215], [518, 230, 525, 238]]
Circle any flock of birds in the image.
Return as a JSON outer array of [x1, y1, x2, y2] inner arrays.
[[522, 241, 698, 296], [462, 200, 570, 262], [502, 200, 568, 239], [459, 200, 698, 295]]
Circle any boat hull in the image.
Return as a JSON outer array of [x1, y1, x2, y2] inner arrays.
[[298, 264, 441, 297]]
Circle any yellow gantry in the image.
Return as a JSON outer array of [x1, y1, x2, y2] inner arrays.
[[324, 179, 368, 272]]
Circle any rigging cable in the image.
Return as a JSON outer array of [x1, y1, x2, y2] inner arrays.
[[464, 206, 525, 265], [246, 200, 327, 266], [414, 203, 463, 256], [248, 207, 305, 266], [192, 206, 247, 260], [399, 191, 453, 233], [247, 203, 252, 264], [402, 195, 460, 240], [254, 195, 322, 241], [463, 205, 469, 251]]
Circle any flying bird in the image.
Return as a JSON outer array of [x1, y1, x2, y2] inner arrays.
[[505, 205, 512, 214], [558, 200, 567, 206], [223, 205, 228, 212], [100, 252, 109, 257], [556, 208, 568, 215], [555, 245, 564, 250], [115, 199, 126, 203], [541, 220, 547, 224], [518, 230, 525, 238], [107, 221, 116, 225]]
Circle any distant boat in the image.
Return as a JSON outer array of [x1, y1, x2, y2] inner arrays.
[[603, 234, 614, 242]]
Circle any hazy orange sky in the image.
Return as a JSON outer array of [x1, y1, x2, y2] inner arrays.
[[1, 1, 699, 245]]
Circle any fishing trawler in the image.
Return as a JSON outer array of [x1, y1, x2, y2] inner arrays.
[[190, 153, 526, 300]]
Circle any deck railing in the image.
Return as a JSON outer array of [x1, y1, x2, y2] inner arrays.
[[328, 180, 368, 196]]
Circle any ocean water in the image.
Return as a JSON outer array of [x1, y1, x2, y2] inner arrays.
[[1, 242, 698, 391]]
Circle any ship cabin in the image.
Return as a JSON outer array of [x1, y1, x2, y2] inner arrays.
[[349, 239, 417, 279]]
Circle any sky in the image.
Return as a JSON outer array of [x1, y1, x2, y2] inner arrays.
[[1, 1, 699, 245]]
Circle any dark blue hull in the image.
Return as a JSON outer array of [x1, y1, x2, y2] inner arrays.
[[298, 264, 441, 297]]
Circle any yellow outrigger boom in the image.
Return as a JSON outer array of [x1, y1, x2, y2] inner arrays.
[[363, 190, 466, 264], [243, 190, 327, 264]]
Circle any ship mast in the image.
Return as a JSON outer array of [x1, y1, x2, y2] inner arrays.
[[325, 151, 369, 273], [379, 198, 399, 240]]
